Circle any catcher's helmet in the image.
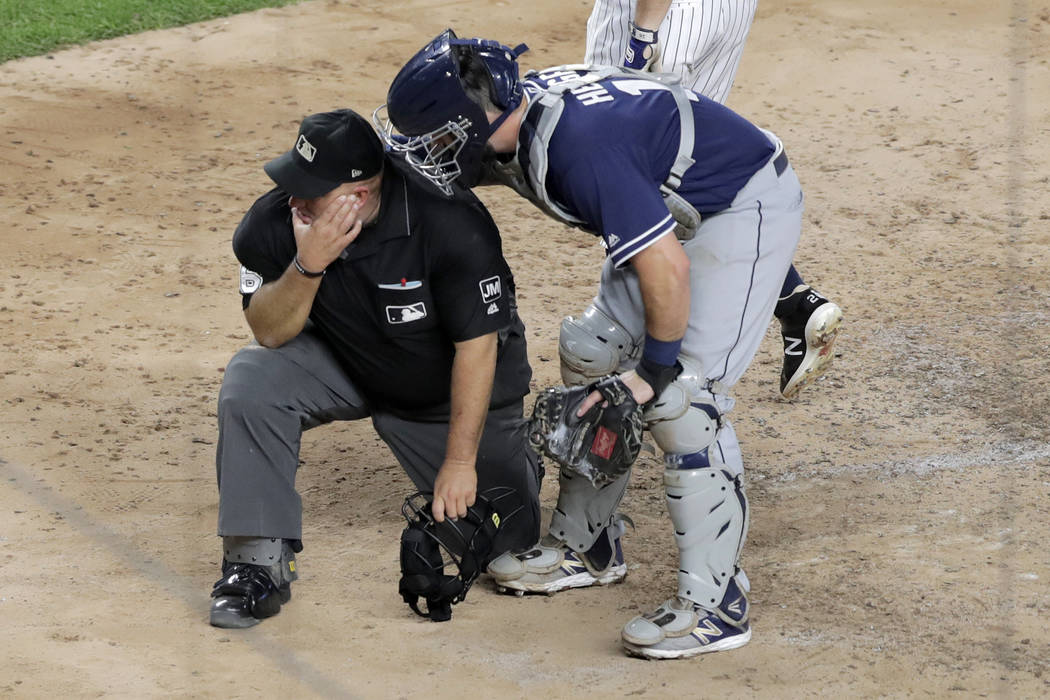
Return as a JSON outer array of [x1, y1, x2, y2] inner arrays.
[[398, 486, 523, 621], [374, 29, 528, 194]]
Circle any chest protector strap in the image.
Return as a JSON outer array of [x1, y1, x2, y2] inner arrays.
[[494, 65, 702, 240]]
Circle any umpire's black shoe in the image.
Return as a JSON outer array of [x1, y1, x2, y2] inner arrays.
[[209, 562, 292, 629]]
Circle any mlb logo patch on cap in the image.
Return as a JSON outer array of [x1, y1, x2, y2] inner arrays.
[[295, 135, 317, 162], [264, 108, 384, 199]]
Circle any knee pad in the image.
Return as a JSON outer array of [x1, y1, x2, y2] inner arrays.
[[664, 461, 749, 610], [548, 467, 631, 552], [643, 357, 721, 455], [558, 305, 640, 386]]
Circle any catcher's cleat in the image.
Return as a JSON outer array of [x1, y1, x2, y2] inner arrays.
[[621, 576, 750, 659], [776, 285, 842, 399], [487, 525, 627, 595], [209, 562, 292, 629]]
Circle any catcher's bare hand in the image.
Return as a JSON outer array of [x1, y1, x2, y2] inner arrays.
[[431, 459, 477, 523], [291, 194, 363, 272], [575, 369, 654, 417]]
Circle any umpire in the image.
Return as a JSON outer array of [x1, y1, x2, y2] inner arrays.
[[209, 108, 541, 628]]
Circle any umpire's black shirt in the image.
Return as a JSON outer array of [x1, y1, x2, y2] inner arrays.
[[232, 157, 531, 416]]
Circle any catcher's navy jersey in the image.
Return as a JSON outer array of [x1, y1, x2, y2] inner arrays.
[[520, 67, 775, 267]]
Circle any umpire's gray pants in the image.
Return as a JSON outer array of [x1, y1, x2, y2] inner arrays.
[[215, 330, 542, 556]]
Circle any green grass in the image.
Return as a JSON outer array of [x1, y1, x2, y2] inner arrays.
[[0, 0, 300, 63]]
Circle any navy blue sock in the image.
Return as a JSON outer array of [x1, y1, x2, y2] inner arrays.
[[779, 265, 805, 299], [584, 528, 614, 570]]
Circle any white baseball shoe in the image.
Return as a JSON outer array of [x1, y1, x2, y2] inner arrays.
[[621, 576, 751, 659], [777, 285, 842, 399], [487, 529, 627, 595]]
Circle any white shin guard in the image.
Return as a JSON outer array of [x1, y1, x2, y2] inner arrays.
[[664, 457, 749, 610], [548, 467, 631, 552]]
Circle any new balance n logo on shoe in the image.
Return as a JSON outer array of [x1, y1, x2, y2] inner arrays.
[[559, 551, 589, 577], [690, 618, 725, 645], [784, 336, 803, 356]]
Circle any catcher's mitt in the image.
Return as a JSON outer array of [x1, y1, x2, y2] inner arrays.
[[528, 375, 644, 487]]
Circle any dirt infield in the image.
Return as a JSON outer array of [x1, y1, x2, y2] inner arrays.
[[1, 1, 1048, 697]]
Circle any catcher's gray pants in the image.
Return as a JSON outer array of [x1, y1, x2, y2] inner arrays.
[[595, 143, 803, 476], [215, 330, 542, 556]]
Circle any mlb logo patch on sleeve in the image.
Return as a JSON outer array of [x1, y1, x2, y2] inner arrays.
[[479, 276, 502, 304]]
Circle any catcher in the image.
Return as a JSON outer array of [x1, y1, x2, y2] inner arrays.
[[376, 30, 835, 658]]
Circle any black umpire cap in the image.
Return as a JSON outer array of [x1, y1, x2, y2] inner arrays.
[[264, 109, 384, 199]]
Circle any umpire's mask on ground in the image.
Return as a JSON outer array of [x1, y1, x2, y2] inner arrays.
[[374, 28, 528, 195], [398, 486, 523, 621]]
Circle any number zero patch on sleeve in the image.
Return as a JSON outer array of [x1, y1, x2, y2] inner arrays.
[[240, 266, 263, 294]]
